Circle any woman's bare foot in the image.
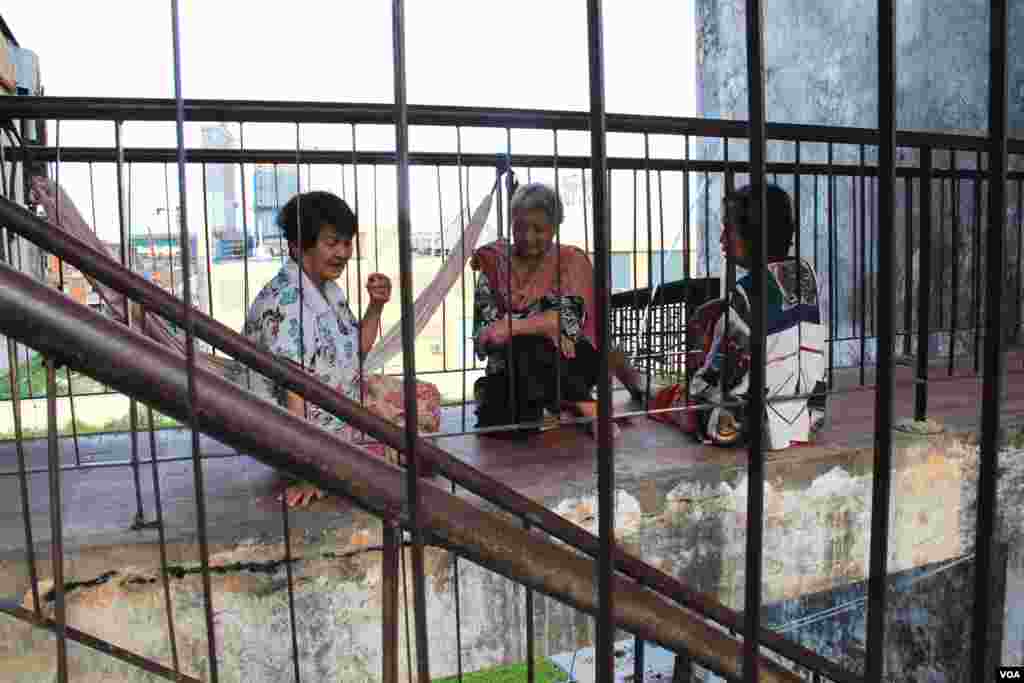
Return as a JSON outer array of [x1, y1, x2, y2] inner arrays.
[[278, 481, 325, 508]]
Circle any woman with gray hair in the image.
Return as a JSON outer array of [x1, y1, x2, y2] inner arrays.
[[471, 180, 648, 439]]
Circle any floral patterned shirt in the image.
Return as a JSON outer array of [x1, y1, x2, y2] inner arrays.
[[243, 260, 360, 433], [472, 272, 585, 375]]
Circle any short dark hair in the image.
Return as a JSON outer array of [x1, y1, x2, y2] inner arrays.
[[723, 183, 795, 259], [277, 191, 357, 251]]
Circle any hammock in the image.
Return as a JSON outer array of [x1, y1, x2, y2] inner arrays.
[[28, 174, 499, 380]]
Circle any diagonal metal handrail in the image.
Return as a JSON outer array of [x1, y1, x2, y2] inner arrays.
[[0, 255, 802, 683], [0, 193, 857, 682]]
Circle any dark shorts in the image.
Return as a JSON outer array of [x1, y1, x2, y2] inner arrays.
[[475, 335, 600, 436]]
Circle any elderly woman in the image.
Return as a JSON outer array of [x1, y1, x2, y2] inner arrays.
[[245, 191, 440, 506], [471, 182, 648, 439], [677, 183, 828, 449]]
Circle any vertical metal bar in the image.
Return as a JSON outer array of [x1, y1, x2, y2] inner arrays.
[[170, 4, 219, 681], [46, 358, 68, 683], [352, 126, 368, 433], [391, 3, 430, 680], [704, 171, 710, 279], [583, 169, 591, 256], [828, 144, 836, 390], [643, 134, 654, 393], [671, 651, 691, 683], [903, 170, 913, 356], [585, 1, 615, 680], [951, 152, 962, 375], [554, 130, 563, 427], [864, 1, 897, 679], [971, 1, 1008, 676], [2, 146, 40, 613], [145, 405, 181, 676], [436, 165, 447, 371], [524, 519, 535, 683], [742, 0, 768, 680], [456, 129, 468, 432], [915, 150, 934, 421], [273, 164, 284, 265], [201, 165, 216, 324], [633, 633, 645, 682], [859, 145, 867, 385], [400, 534, 413, 683], [239, 126, 251, 316], [973, 150, 983, 374], [450, 483, 464, 683], [52, 122, 82, 467], [813, 172, 820, 271], [113, 124, 147, 528], [163, 163, 177, 295], [937, 169, 946, 332], [683, 137, 691, 393], [1011, 176, 1019, 348], [280, 493, 302, 683], [382, 523, 400, 683]]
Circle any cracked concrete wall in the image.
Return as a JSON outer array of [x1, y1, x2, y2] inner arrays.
[[1, 429, 1019, 680]]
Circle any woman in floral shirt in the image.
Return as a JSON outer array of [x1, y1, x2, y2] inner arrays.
[[245, 191, 439, 506]]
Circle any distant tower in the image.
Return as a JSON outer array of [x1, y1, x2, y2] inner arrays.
[[202, 125, 243, 260], [253, 164, 298, 256]]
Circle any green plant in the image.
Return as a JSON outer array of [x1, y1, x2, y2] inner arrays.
[[433, 659, 565, 683]]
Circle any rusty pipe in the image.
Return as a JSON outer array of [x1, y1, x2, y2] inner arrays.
[[0, 259, 799, 683]]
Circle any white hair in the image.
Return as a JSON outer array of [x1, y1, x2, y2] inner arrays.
[[510, 182, 564, 226]]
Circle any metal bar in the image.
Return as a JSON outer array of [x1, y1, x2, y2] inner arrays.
[[281, 491, 302, 682], [170, 4, 219, 681], [145, 405, 181, 676], [859, 144, 867, 385], [915, 149, 933, 421], [0, 602, 203, 683], [436, 165, 447, 371], [2, 144, 41, 617], [973, 149, 983, 374], [903, 171, 913, 356], [742, 0, 768, 681], [938, 172, 947, 332], [827, 150, 835, 395], [864, 1, 897, 679], [201, 164, 215, 322], [7, 326, 39, 615], [113, 124, 147, 528], [643, 135, 654, 392], [525, 519, 536, 683], [52, 123, 83, 467], [451, 484, 464, 683], [46, 358, 69, 683], [382, 523, 400, 683], [239, 126, 251, 324], [0, 193, 852, 683], [390, 3, 430, 680], [400, 532, 413, 683], [10, 96, 1024, 152], [13, 143, 1002, 179], [456, 129, 468, 432], [0, 258, 807, 683], [951, 151, 961, 375], [971, 1, 1008, 676]]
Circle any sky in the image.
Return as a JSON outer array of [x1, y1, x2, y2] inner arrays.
[[3, 1, 698, 251]]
